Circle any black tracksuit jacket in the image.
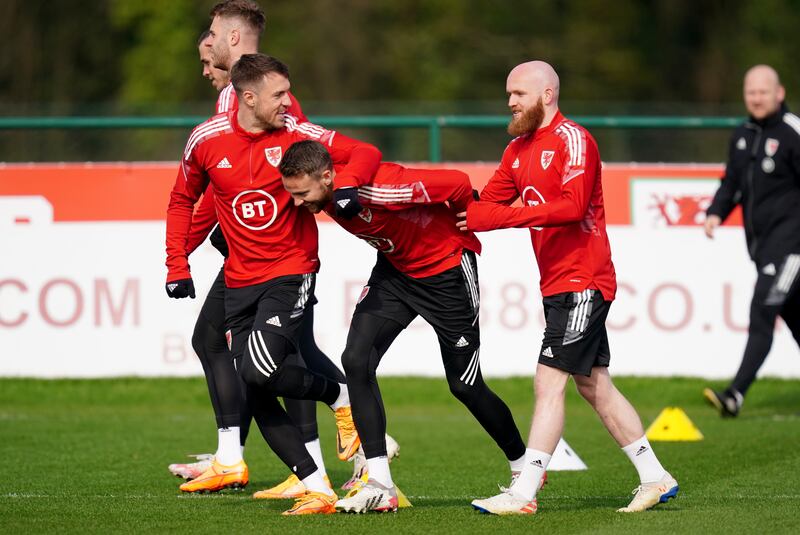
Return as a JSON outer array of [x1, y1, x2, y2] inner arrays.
[[708, 103, 800, 266]]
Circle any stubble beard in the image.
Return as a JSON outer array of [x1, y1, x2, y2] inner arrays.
[[508, 97, 545, 137], [211, 43, 232, 71]]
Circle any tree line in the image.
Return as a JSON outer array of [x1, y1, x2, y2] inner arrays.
[[2, 0, 797, 161]]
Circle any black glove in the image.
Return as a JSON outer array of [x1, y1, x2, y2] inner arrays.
[[165, 278, 196, 299], [333, 187, 363, 219]]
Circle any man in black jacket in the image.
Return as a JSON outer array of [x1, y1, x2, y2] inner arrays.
[[704, 64, 800, 417]]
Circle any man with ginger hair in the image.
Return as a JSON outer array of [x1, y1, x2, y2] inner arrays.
[[459, 61, 677, 515], [703, 65, 800, 417]]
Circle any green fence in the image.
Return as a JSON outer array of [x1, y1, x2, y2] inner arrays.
[[0, 115, 742, 162]]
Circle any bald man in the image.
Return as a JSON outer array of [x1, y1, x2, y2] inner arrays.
[[703, 65, 800, 417], [459, 61, 677, 515]]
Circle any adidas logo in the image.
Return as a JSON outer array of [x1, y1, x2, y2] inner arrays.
[[167, 283, 178, 292], [635, 445, 648, 456], [512, 158, 520, 169], [216, 157, 232, 169], [542, 347, 554, 358], [530, 459, 543, 468], [337, 199, 350, 208], [455, 336, 469, 348], [763, 263, 776, 276], [266, 315, 282, 327]]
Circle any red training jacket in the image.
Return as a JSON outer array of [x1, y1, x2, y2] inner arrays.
[[166, 111, 381, 288], [184, 87, 308, 255], [467, 111, 616, 301], [326, 163, 481, 278]]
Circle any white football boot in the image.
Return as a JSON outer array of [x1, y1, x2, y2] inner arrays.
[[471, 487, 538, 515], [617, 472, 679, 512], [335, 479, 398, 513], [341, 433, 400, 490], [168, 454, 214, 480]]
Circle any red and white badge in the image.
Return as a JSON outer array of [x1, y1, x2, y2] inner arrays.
[[265, 146, 282, 167], [541, 150, 555, 170], [765, 138, 780, 157]]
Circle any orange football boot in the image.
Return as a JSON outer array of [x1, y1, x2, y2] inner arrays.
[[334, 406, 361, 461], [179, 459, 248, 493], [252, 474, 333, 499], [282, 491, 338, 515]]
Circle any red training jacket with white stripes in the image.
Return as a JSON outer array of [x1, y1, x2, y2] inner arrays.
[[184, 87, 309, 255], [326, 163, 482, 278], [166, 110, 382, 288], [467, 110, 616, 301]]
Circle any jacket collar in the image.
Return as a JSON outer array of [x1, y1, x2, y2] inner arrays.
[[533, 110, 565, 140], [749, 102, 788, 128], [230, 109, 277, 141]]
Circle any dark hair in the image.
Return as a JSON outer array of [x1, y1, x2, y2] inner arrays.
[[196, 29, 211, 47], [231, 53, 289, 94], [210, 0, 266, 35], [279, 140, 332, 179]]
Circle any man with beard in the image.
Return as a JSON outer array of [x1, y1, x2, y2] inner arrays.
[[458, 61, 677, 515]]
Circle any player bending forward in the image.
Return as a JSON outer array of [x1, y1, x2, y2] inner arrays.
[[281, 140, 534, 513]]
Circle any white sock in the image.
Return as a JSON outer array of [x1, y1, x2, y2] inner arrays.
[[215, 427, 243, 465], [330, 382, 350, 410], [509, 453, 526, 474], [622, 435, 666, 484], [510, 448, 551, 501], [301, 469, 334, 495], [366, 456, 394, 488], [305, 439, 327, 477]]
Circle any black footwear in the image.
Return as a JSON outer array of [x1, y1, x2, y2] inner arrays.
[[703, 388, 743, 417]]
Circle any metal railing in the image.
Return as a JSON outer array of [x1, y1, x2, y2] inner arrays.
[[0, 115, 742, 162]]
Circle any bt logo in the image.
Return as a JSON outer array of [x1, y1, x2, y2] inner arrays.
[[232, 190, 278, 230], [522, 185, 546, 231]]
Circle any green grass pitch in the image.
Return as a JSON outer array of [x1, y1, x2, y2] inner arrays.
[[1, 376, 799, 533]]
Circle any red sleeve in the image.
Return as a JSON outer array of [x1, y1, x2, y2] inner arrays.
[[328, 132, 382, 189], [417, 169, 475, 212], [285, 115, 382, 189], [361, 166, 475, 212], [480, 142, 521, 206], [467, 135, 599, 231], [166, 153, 209, 282], [185, 186, 219, 256], [287, 92, 308, 123]]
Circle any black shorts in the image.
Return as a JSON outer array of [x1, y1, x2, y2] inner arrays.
[[539, 289, 611, 377], [354, 251, 480, 352], [224, 273, 316, 358]]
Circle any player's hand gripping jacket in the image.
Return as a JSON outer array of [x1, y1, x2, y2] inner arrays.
[[333, 187, 363, 219]]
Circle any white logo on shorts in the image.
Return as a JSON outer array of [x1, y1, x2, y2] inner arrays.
[[542, 347, 554, 358]]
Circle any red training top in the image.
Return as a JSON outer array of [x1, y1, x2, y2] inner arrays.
[[327, 163, 481, 278], [166, 111, 381, 288], [184, 87, 308, 255], [467, 111, 616, 301]]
